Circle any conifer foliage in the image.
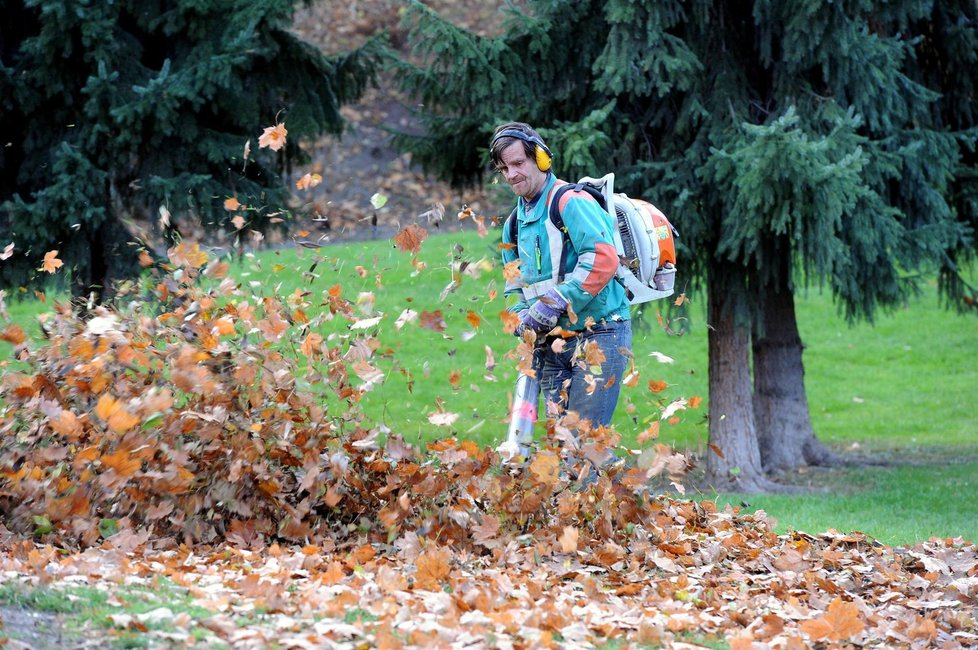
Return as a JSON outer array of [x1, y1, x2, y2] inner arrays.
[[0, 0, 378, 301], [393, 0, 978, 490]]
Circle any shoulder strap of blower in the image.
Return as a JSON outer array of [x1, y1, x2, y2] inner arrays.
[[506, 183, 606, 283]]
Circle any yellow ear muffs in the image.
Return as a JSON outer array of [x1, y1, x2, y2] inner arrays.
[[534, 145, 552, 172], [491, 128, 554, 172]]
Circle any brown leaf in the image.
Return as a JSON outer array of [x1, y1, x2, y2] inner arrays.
[[800, 597, 865, 642], [529, 451, 560, 486], [415, 546, 452, 590], [393, 224, 428, 254], [419, 310, 446, 332]]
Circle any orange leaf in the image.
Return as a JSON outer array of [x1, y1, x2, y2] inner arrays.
[[258, 123, 288, 151], [101, 449, 142, 478], [393, 224, 428, 254], [50, 410, 84, 442], [637, 421, 660, 444], [415, 546, 452, 590], [800, 597, 865, 642], [499, 310, 520, 334], [1, 324, 26, 345], [95, 395, 140, 433], [689, 395, 703, 409], [295, 173, 322, 191], [502, 259, 522, 282], [529, 451, 560, 486], [40, 250, 64, 274], [447, 369, 461, 389], [300, 332, 323, 359], [558, 526, 579, 553], [465, 310, 481, 328], [223, 197, 241, 211], [648, 379, 668, 393]]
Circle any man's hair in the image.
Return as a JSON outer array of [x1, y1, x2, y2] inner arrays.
[[489, 122, 549, 168]]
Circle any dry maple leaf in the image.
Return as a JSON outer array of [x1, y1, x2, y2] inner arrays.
[[648, 379, 668, 394], [529, 451, 560, 486], [799, 597, 865, 642], [498, 310, 520, 334], [559, 526, 579, 553], [40, 250, 64, 273], [224, 197, 241, 211], [1, 242, 14, 260], [300, 333, 323, 359], [502, 259, 523, 283], [415, 546, 452, 590], [392, 224, 428, 254], [94, 394, 140, 433], [1, 324, 26, 345], [101, 448, 142, 478], [258, 123, 287, 151]]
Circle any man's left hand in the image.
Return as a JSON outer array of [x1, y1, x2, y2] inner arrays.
[[521, 289, 568, 332]]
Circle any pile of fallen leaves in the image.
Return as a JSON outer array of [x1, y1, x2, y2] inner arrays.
[[0, 237, 684, 552], [1, 236, 976, 647]]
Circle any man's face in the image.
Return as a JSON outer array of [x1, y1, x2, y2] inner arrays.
[[496, 140, 547, 200]]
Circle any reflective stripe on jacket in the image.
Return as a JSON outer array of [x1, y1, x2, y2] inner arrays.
[[501, 174, 630, 330]]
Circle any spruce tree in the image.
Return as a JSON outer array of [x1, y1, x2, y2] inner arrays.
[[0, 0, 379, 302], [393, 0, 976, 491]]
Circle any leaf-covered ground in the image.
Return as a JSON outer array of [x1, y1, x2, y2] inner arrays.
[[1, 511, 975, 648]]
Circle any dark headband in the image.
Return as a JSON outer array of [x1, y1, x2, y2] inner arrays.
[[490, 128, 552, 158]]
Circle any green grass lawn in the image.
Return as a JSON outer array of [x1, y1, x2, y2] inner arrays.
[[2, 225, 975, 546]]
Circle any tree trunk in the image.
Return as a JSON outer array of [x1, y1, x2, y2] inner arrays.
[[705, 266, 776, 493], [753, 277, 840, 473], [72, 211, 139, 305]]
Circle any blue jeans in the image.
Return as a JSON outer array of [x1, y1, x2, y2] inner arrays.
[[533, 319, 632, 427]]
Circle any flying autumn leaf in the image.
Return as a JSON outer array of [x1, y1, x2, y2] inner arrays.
[[296, 173, 322, 190], [499, 310, 520, 334], [529, 451, 560, 486], [427, 411, 459, 427], [648, 379, 668, 393], [419, 310, 446, 332], [0, 242, 13, 260], [40, 250, 64, 273], [369, 193, 388, 210], [224, 197, 241, 211], [502, 259, 522, 282], [392, 224, 427, 254], [1, 324, 26, 345], [258, 123, 287, 151], [94, 394, 140, 433], [300, 333, 323, 359]]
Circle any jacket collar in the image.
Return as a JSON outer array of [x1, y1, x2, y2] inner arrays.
[[518, 173, 556, 224]]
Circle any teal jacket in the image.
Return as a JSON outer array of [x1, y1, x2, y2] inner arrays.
[[501, 174, 630, 330]]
